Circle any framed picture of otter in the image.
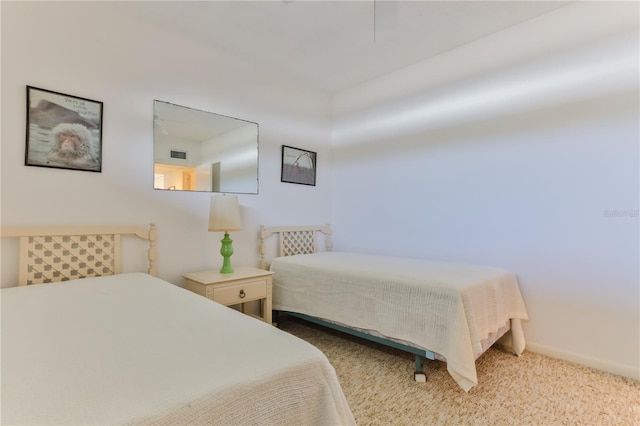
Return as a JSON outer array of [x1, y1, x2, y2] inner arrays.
[[25, 86, 103, 172]]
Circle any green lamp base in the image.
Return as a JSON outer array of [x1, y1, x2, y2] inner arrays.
[[219, 232, 235, 274]]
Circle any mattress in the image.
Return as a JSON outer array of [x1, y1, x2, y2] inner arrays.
[[271, 251, 529, 391], [1, 273, 355, 425]]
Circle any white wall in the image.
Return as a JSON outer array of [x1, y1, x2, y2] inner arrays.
[[154, 137, 203, 167], [0, 2, 333, 286], [202, 125, 258, 193], [331, 2, 639, 379], [2, 0, 638, 382]]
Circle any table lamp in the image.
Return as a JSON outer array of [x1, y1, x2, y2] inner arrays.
[[208, 194, 242, 273]]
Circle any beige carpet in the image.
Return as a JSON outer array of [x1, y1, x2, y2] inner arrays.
[[279, 316, 640, 426]]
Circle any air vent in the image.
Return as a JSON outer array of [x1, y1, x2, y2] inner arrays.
[[170, 150, 187, 160]]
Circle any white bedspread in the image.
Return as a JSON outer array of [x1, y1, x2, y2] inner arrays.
[[1, 273, 355, 425], [271, 252, 529, 392]]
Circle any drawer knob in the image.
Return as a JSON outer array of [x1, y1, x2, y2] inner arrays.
[[239, 289, 246, 299]]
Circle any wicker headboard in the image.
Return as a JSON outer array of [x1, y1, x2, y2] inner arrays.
[[0, 224, 157, 286], [259, 224, 332, 270]]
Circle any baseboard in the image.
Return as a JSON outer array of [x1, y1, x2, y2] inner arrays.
[[525, 342, 640, 381]]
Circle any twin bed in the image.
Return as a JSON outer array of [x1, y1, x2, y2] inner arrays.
[[2, 222, 529, 424], [1, 225, 355, 425], [260, 225, 529, 392]]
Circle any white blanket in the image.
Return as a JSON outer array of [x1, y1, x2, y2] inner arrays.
[[271, 252, 529, 391], [1, 273, 355, 425]]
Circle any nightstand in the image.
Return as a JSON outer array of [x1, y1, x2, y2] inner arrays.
[[183, 267, 273, 324]]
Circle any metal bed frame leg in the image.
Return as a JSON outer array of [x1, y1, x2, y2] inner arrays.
[[414, 355, 427, 382], [282, 312, 432, 382]]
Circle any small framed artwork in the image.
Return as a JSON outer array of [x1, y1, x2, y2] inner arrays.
[[25, 86, 103, 172], [281, 145, 317, 186]]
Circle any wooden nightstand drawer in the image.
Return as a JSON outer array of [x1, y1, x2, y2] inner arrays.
[[183, 267, 273, 324], [212, 279, 267, 305]]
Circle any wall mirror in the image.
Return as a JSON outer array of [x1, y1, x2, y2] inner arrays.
[[153, 100, 258, 193]]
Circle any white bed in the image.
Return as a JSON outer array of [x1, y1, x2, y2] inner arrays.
[[1, 225, 355, 425], [260, 225, 529, 392]]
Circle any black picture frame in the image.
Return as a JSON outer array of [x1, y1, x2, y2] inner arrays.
[[25, 86, 103, 172], [281, 145, 317, 186]]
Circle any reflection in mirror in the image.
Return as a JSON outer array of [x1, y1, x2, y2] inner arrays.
[[153, 101, 258, 193]]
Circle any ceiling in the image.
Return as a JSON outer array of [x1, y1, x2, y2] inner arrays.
[[126, 1, 570, 93]]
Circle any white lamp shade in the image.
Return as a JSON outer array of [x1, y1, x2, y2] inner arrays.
[[208, 195, 242, 232]]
